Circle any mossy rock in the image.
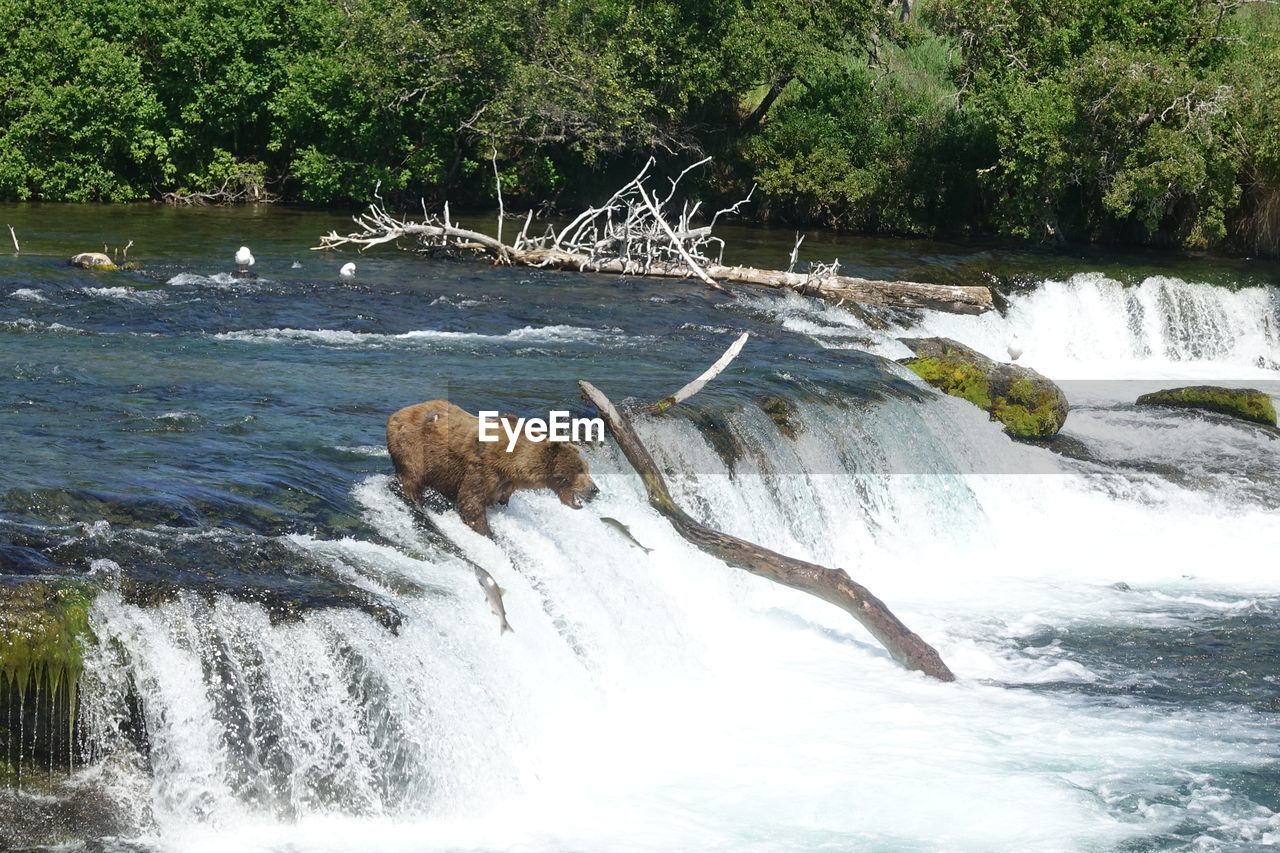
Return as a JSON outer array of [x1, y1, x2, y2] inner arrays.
[[1136, 385, 1277, 427], [903, 355, 992, 411], [898, 336, 1069, 438], [0, 579, 95, 699], [759, 396, 803, 440]]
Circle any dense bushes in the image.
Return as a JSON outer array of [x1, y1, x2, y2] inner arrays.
[[0, 0, 1277, 254]]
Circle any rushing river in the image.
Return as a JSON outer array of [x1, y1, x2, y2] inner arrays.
[[1, 203, 1279, 851]]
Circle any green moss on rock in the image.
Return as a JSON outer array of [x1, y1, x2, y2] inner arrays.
[[0, 581, 95, 706], [903, 357, 992, 410], [899, 336, 1069, 438], [1136, 386, 1277, 427], [989, 371, 1070, 438], [760, 396, 803, 440]]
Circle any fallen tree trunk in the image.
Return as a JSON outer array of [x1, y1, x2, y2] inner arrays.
[[314, 159, 993, 316], [515, 250, 991, 314], [579, 379, 955, 681]]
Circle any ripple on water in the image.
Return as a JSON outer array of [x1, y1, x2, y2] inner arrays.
[[79, 286, 166, 303], [211, 324, 644, 349]]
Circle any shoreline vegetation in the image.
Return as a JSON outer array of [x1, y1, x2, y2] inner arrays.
[[1, 0, 1278, 257]]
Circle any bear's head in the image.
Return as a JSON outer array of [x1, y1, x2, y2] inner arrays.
[[548, 444, 599, 509]]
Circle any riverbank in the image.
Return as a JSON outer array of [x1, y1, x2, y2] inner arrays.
[[4, 201, 1280, 292]]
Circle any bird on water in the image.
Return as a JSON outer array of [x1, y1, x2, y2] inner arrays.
[[235, 246, 255, 277]]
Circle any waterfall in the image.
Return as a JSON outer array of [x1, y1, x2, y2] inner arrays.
[[68, 382, 1280, 850], [6, 256, 1278, 850], [904, 272, 1280, 377]]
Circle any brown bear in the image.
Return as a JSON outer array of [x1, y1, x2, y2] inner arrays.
[[386, 400, 599, 537]]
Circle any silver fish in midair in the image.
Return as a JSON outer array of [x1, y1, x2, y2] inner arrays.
[[600, 516, 652, 554], [473, 566, 513, 634]]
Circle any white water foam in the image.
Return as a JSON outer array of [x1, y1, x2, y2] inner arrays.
[[213, 324, 641, 349], [1, 318, 91, 335], [332, 444, 391, 458], [9, 287, 46, 301], [166, 272, 259, 288], [80, 286, 166, 303], [744, 274, 1280, 506], [900, 272, 1280, 381]]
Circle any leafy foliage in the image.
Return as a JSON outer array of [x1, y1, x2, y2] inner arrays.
[[0, 0, 1277, 253]]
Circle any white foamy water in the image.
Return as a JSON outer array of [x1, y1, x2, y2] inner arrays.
[[213, 324, 640, 349], [332, 444, 391, 457], [166, 272, 259, 288], [80, 286, 166, 303], [740, 272, 1280, 378], [1, 318, 91, 335], [745, 273, 1280, 505], [76, 384, 1280, 851], [900, 272, 1280, 381], [9, 287, 46, 301]]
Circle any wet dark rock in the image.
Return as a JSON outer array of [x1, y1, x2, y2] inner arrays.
[[4, 479, 369, 541], [1136, 385, 1277, 428], [49, 530, 403, 631], [898, 336, 1069, 438], [0, 774, 143, 849], [0, 544, 62, 575], [759, 396, 803, 440], [684, 407, 744, 472]]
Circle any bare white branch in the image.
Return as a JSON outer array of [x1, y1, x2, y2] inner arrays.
[[311, 159, 993, 314], [491, 146, 505, 255], [646, 332, 749, 413]]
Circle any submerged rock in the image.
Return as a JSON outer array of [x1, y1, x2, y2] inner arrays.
[[759, 396, 803, 440], [1135, 385, 1277, 427], [898, 336, 1069, 438], [684, 408, 744, 472], [4, 488, 203, 529]]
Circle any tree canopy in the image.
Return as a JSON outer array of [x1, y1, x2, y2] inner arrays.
[[1, 0, 1277, 254]]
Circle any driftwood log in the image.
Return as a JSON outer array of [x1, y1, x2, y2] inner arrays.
[[315, 159, 992, 315], [578, 377, 955, 681]]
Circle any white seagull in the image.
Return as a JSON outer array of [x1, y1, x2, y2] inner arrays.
[[339, 262, 356, 279], [235, 246, 255, 275], [1007, 333, 1024, 362]]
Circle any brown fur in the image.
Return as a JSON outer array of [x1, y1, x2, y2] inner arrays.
[[386, 400, 599, 537]]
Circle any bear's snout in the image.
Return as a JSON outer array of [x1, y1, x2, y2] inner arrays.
[[559, 476, 599, 509]]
